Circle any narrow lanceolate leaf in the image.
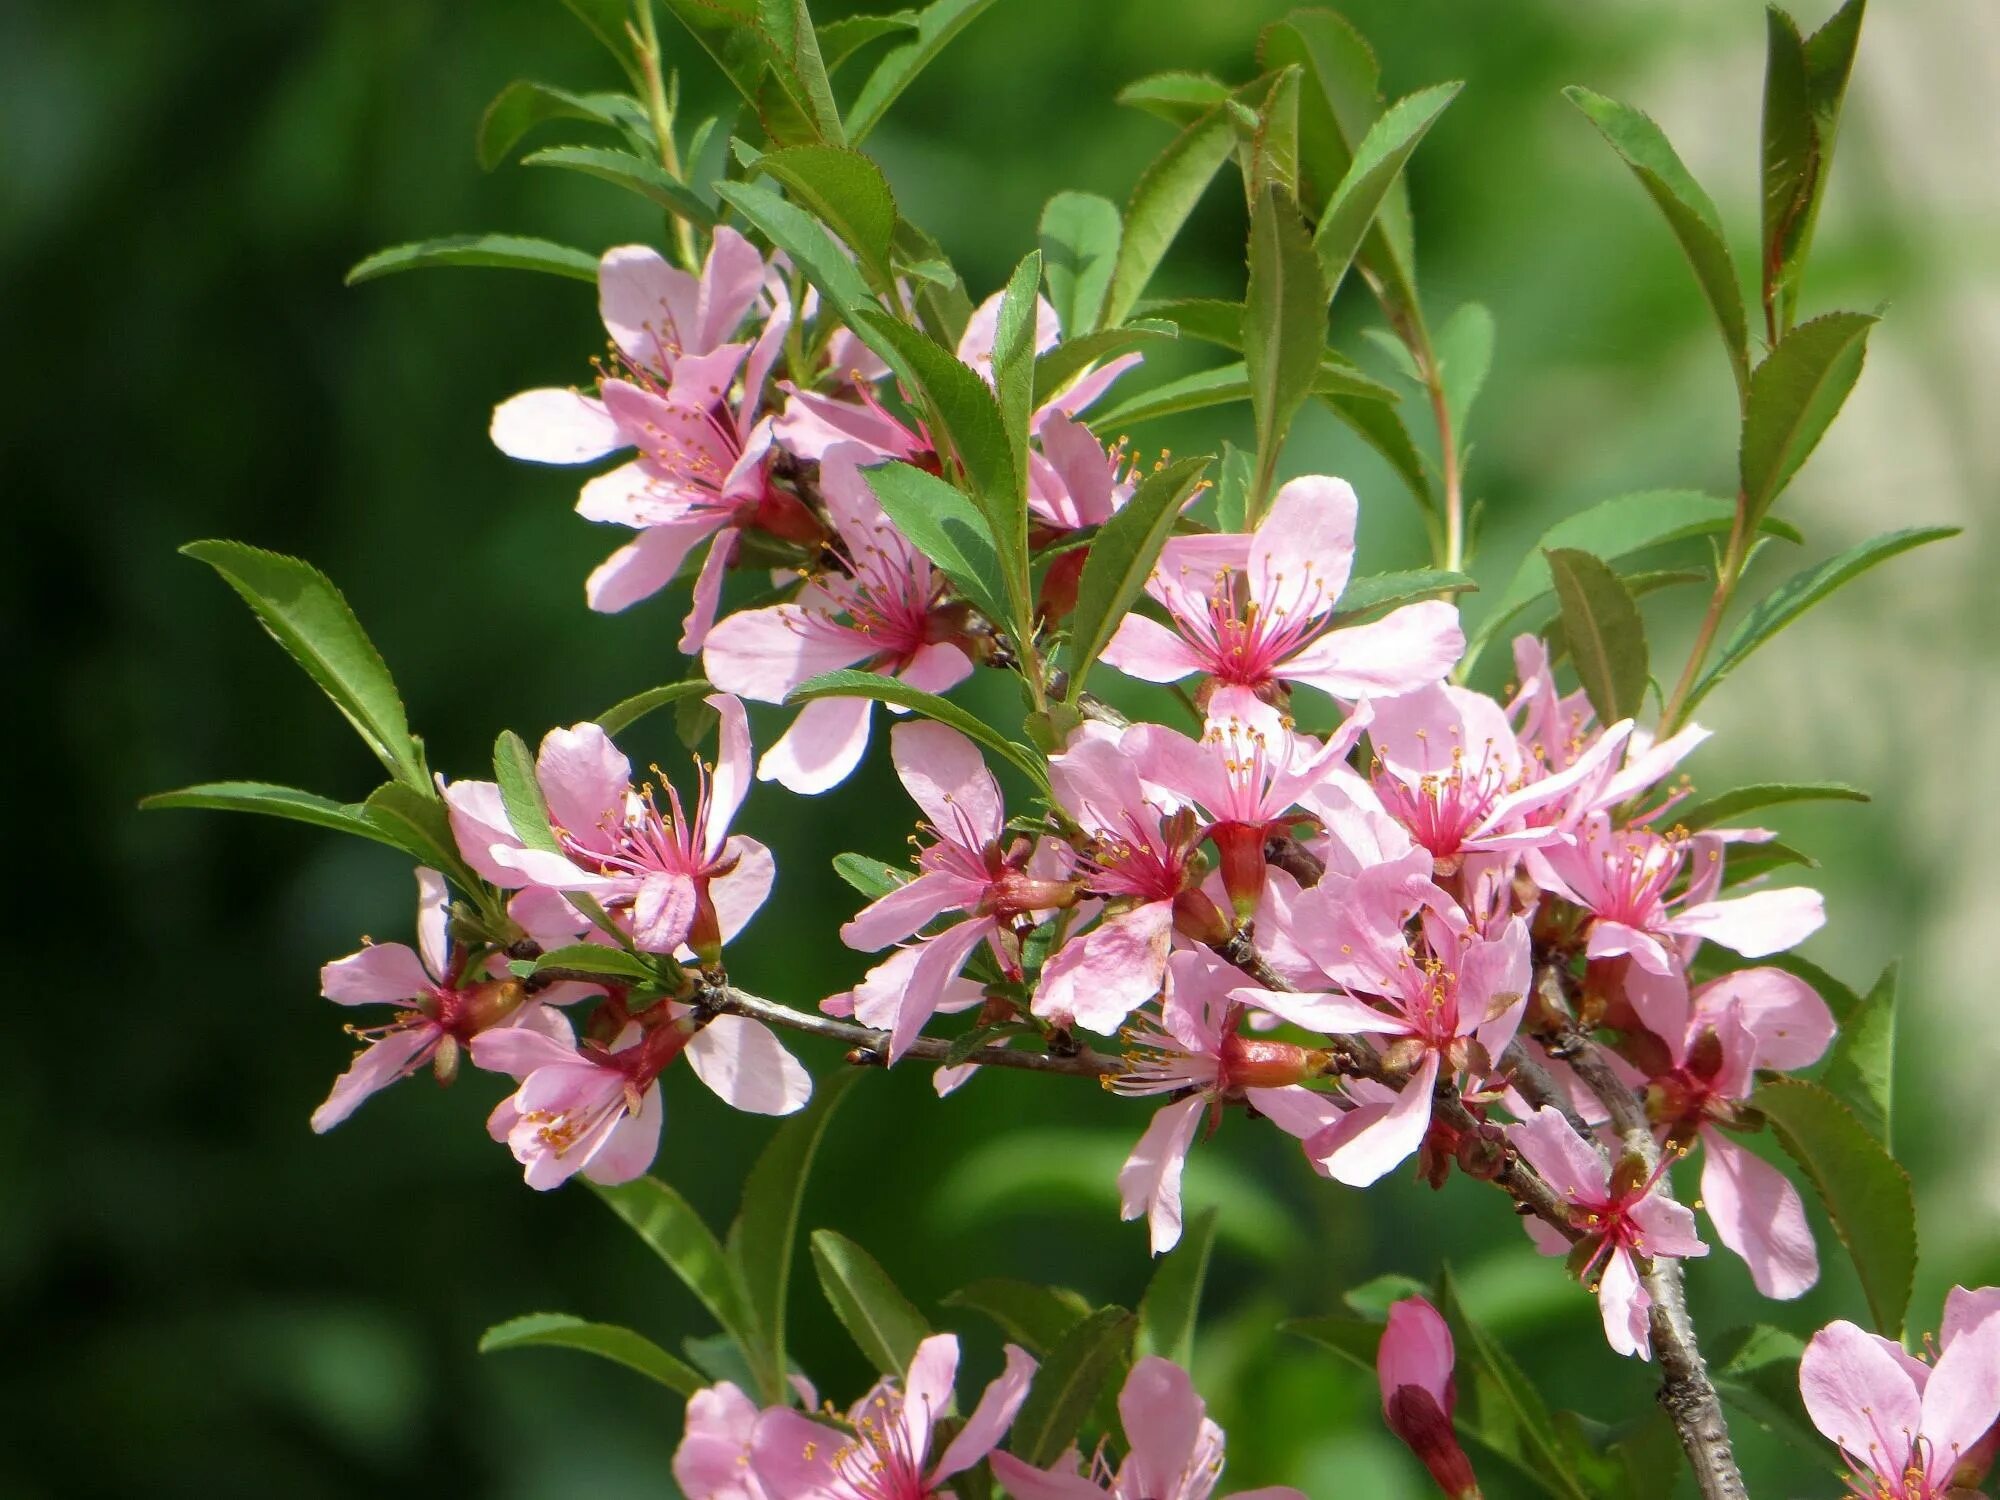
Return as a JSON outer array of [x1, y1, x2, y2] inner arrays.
[[1136, 1206, 1216, 1368], [1280, 1314, 1382, 1371], [943, 1279, 1093, 1355], [1710, 1323, 1838, 1466], [587, 1178, 754, 1351], [181, 542, 424, 786], [817, 12, 920, 75], [1065, 456, 1211, 697], [516, 944, 663, 985], [1244, 186, 1329, 499], [1093, 357, 1393, 430], [1243, 65, 1302, 204], [1544, 548, 1649, 725], [788, 669, 1049, 793], [494, 729, 561, 855], [851, 311, 1017, 505], [1321, 393, 1434, 514], [1103, 96, 1243, 327], [596, 679, 713, 737], [1761, 0, 1865, 331], [1213, 441, 1254, 533], [1689, 525, 1957, 709], [1739, 311, 1877, 522], [360, 782, 474, 881], [140, 782, 403, 852], [1333, 569, 1476, 622], [1564, 86, 1750, 396], [832, 852, 910, 901], [809, 1230, 931, 1377], [1038, 191, 1123, 337], [344, 234, 599, 286], [861, 462, 1010, 628], [1818, 963, 1897, 1148], [478, 1313, 704, 1395], [753, 145, 899, 288], [1311, 81, 1461, 302], [846, 0, 1001, 143], [1008, 1307, 1137, 1467], [520, 146, 718, 225], [476, 82, 645, 170], [757, 0, 848, 145], [716, 179, 881, 343], [1752, 1076, 1916, 1336], [1116, 71, 1233, 126], [1674, 781, 1869, 832], [992, 250, 1046, 487], [1436, 301, 1494, 432], [727, 1068, 862, 1403], [1030, 321, 1176, 410]]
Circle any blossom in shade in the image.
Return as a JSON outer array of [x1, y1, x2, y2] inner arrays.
[[1099, 476, 1464, 733], [704, 443, 975, 795], [1506, 1106, 1707, 1359], [1113, 951, 1342, 1253], [750, 1334, 1034, 1500], [1378, 1297, 1482, 1500], [989, 1355, 1306, 1500], [837, 721, 1077, 1062], [312, 867, 534, 1131], [1630, 965, 1835, 1298], [445, 696, 772, 961], [676, 1382, 775, 1500], [1535, 813, 1825, 975], [1799, 1297, 2000, 1499]]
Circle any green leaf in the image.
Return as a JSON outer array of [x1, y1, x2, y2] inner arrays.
[[727, 1068, 862, 1402], [1030, 321, 1176, 410], [658, 0, 841, 146], [1213, 441, 1254, 533], [1690, 526, 1957, 709], [1103, 96, 1243, 327], [1436, 301, 1494, 432], [344, 234, 599, 286], [846, 0, 1000, 144], [1343, 1272, 1431, 1320], [1116, 71, 1233, 126], [833, 852, 910, 900], [943, 1279, 1094, 1354], [478, 1312, 704, 1395], [1819, 962, 1896, 1148], [992, 250, 1046, 495], [1321, 392, 1434, 513], [140, 781, 403, 852], [1739, 310, 1877, 522], [1311, 81, 1461, 303], [809, 1230, 931, 1377], [520, 145, 718, 225], [1334, 569, 1475, 622], [521, 944, 662, 985], [587, 1177, 755, 1351], [1135, 1206, 1216, 1368], [493, 729, 561, 855], [359, 781, 473, 881], [1039, 191, 1123, 337], [1545, 548, 1649, 724], [476, 82, 645, 170], [788, 669, 1049, 793], [1243, 65, 1303, 204], [1440, 1266, 1590, 1500], [1676, 781, 1869, 832], [1093, 358, 1391, 430], [1063, 455, 1212, 697], [1761, 0, 1865, 331], [1710, 1323, 1837, 1464], [1720, 839, 1817, 889], [1751, 1075, 1916, 1336], [1280, 1313, 1382, 1371], [560, 0, 644, 83], [1008, 1307, 1137, 1467], [181, 541, 424, 786], [1244, 186, 1329, 498], [596, 679, 714, 737], [818, 11, 920, 73], [1563, 86, 1749, 395], [860, 462, 1010, 628], [715, 179, 882, 346], [753, 145, 898, 286]]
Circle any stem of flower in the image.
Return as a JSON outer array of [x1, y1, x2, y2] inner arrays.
[[1658, 497, 1751, 734], [630, 2, 699, 274]]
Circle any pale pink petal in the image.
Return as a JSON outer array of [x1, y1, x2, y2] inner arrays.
[[1118, 1096, 1206, 1255], [1942, 1286, 2000, 1350], [1036, 351, 1142, 422], [1507, 1105, 1609, 1201], [686, 1014, 812, 1116], [1119, 1356, 1207, 1493], [711, 836, 776, 944], [889, 919, 992, 1062], [310, 1024, 436, 1132], [1920, 1316, 2000, 1485], [986, 1453, 1105, 1500], [586, 524, 712, 613], [1586, 918, 1676, 975], [702, 694, 754, 856], [850, 943, 924, 1032], [468, 1021, 582, 1080], [751, 1408, 844, 1495], [487, 843, 618, 892], [705, 604, 871, 703], [413, 867, 450, 981], [1245, 1085, 1346, 1150], [1466, 916, 1532, 1060], [892, 721, 1005, 847], [1626, 967, 1693, 1054], [1668, 888, 1826, 958], [1036, 412, 1115, 524], [696, 225, 768, 352], [773, 386, 919, 461], [680, 527, 738, 654], [1316, 1051, 1439, 1187], [535, 723, 631, 845], [933, 1344, 1037, 1481], [1252, 475, 1358, 614], [581, 1083, 664, 1185], [1033, 901, 1173, 1034], [1282, 600, 1464, 700], [673, 1382, 761, 1500], [1626, 1188, 1708, 1261], [900, 1333, 959, 1467], [491, 387, 622, 463], [632, 871, 699, 952], [1698, 1132, 1815, 1299], [1801, 1320, 1923, 1476], [443, 777, 522, 885], [1696, 967, 1835, 1072], [895, 641, 974, 695], [955, 289, 1059, 377], [1230, 986, 1409, 1037], [1379, 1297, 1454, 1408], [1100, 612, 1202, 684], [599, 244, 699, 371], [758, 696, 875, 795], [841, 871, 973, 951], [321, 942, 433, 1005], [1597, 723, 1711, 808], [1597, 1247, 1653, 1359]]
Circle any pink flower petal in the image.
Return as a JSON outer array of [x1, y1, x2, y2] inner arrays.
[[1315, 1050, 1439, 1187], [1699, 1131, 1816, 1299], [1695, 967, 1835, 1072], [933, 1343, 1037, 1481], [1118, 1356, 1208, 1494], [1282, 600, 1464, 700], [580, 1083, 664, 1185], [1118, 1096, 1206, 1255], [535, 723, 632, 847], [686, 1014, 812, 1116], [1669, 887, 1825, 958], [841, 871, 973, 951], [1252, 475, 1358, 615], [1100, 612, 1203, 684], [1033, 900, 1174, 1034], [443, 778, 521, 886], [986, 1453, 1105, 1500], [310, 1024, 436, 1132], [891, 721, 1005, 848], [1801, 1319, 1924, 1476], [490, 387, 623, 463], [585, 523, 713, 614], [1507, 1105, 1608, 1201], [321, 942, 433, 1005], [631, 871, 699, 952], [1379, 1296, 1455, 1409], [1921, 1315, 2000, 1485], [704, 603, 871, 703], [711, 836, 775, 944], [757, 695, 875, 795], [1596, 1247, 1653, 1359], [599, 244, 699, 372]]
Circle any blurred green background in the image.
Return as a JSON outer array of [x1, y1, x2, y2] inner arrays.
[[11, 0, 1996, 1494]]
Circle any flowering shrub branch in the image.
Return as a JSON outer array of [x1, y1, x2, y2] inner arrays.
[[148, 1, 2000, 1497]]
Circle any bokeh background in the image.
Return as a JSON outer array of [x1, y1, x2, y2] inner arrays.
[[10, 0, 1996, 1494]]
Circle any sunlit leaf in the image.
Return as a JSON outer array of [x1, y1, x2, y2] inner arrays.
[[345, 234, 599, 285], [479, 1312, 704, 1394]]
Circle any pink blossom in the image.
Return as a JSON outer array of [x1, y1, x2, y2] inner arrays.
[[750, 1334, 1034, 1500], [312, 868, 535, 1131], [989, 1355, 1305, 1500], [1099, 476, 1463, 733], [1378, 1297, 1481, 1500], [490, 236, 807, 646], [1506, 1106, 1707, 1358], [676, 1382, 774, 1500], [838, 722, 1076, 1062], [1113, 951, 1341, 1253], [704, 443, 975, 795], [445, 696, 771, 961], [1536, 813, 1825, 975], [1800, 1301, 2000, 1499]]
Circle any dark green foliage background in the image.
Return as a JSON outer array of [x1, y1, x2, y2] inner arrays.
[[8, 1, 1994, 1495]]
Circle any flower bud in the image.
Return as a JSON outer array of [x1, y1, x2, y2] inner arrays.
[[1170, 889, 1232, 947], [1379, 1298, 1482, 1500], [1219, 1033, 1320, 1090]]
